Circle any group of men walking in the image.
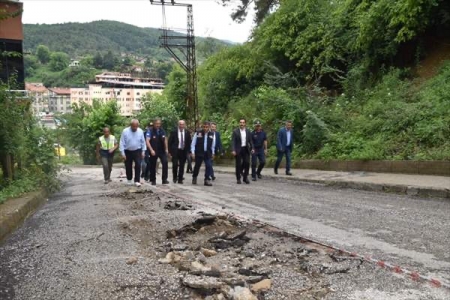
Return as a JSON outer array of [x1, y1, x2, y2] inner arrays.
[[96, 118, 294, 187]]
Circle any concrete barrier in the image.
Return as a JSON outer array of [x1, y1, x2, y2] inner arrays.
[[0, 189, 48, 244], [215, 159, 450, 176]]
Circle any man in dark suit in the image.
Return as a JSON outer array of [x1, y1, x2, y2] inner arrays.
[[168, 120, 192, 184], [209, 122, 223, 181], [274, 120, 293, 175], [231, 118, 254, 184], [191, 121, 216, 186]]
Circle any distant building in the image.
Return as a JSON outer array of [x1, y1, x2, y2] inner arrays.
[[69, 60, 80, 67], [70, 72, 164, 116], [25, 82, 49, 114], [0, 0, 25, 89], [48, 88, 71, 113]]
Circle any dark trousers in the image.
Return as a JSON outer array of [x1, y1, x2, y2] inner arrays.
[[251, 148, 266, 177], [172, 149, 187, 181], [186, 155, 193, 173], [101, 156, 113, 181], [235, 147, 250, 180], [150, 151, 168, 182], [142, 154, 150, 180], [193, 155, 212, 180], [124, 149, 142, 182], [275, 146, 292, 173]]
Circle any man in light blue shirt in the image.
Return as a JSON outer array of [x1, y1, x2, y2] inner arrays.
[[119, 119, 146, 186]]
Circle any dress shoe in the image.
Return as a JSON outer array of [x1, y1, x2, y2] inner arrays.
[[274, 169, 278, 174], [243, 178, 250, 184], [252, 177, 257, 181], [162, 180, 170, 184], [237, 179, 242, 184], [151, 181, 156, 186], [257, 174, 262, 179], [173, 178, 178, 183], [192, 178, 197, 185], [286, 172, 293, 176], [178, 180, 183, 184], [211, 176, 216, 181], [204, 180, 212, 186]]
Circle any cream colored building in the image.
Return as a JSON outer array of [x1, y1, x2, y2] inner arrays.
[[48, 88, 72, 113], [26, 82, 49, 114], [70, 72, 164, 116]]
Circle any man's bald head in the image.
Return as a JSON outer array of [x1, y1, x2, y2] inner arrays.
[[130, 119, 139, 132]]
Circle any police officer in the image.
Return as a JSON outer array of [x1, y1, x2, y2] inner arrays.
[[147, 118, 169, 185], [251, 121, 267, 181], [191, 121, 215, 186]]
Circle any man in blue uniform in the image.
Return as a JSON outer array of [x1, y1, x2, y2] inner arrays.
[[251, 121, 267, 181], [146, 118, 169, 185], [209, 122, 223, 181], [191, 121, 216, 186]]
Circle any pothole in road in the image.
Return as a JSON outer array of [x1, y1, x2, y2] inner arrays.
[[109, 188, 434, 300]]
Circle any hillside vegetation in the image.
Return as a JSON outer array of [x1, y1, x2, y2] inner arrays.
[[23, 20, 229, 60], [160, 0, 450, 161]]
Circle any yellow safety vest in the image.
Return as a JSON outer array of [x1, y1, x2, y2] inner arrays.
[[99, 135, 116, 150]]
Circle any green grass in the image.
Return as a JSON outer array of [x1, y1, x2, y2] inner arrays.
[[0, 176, 39, 204]]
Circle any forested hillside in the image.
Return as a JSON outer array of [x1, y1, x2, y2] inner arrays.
[[161, 0, 450, 161], [23, 20, 229, 60]]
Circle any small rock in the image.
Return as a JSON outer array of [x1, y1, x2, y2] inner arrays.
[[226, 230, 247, 240], [251, 279, 271, 293], [126, 257, 138, 265], [191, 261, 211, 272], [182, 275, 223, 291], [158, 252, 180, 264], [173, 244, 189, 251], [229, 286, 257, 300], [197, 252, 207, 264], [195, 215, 217, 225], [222, 278, 246, 287], [201, 248, 218, 257], [245, 276, 264, 284], [243, 251, 255, 258]]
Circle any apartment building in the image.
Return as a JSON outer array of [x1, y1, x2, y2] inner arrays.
[[48, 88, 71, 113], [0, 0, 25, 89], [25, 82, 49, 114], [70, 72, 164, 116]]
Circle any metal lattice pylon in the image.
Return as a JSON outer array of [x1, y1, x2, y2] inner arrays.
[[150, 0, 199, 130]]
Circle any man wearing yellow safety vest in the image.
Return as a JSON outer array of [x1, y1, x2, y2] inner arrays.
[[96, 127, 118, 184]]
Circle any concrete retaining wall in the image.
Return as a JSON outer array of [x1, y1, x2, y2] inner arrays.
[[215, 159, 450, 176], [0, 190, 48, 244]]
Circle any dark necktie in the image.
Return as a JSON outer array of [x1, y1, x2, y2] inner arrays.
[[180, 131, 184, 149]]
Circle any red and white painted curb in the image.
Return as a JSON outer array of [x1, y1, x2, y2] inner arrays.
[[149, 184, 450, 290]]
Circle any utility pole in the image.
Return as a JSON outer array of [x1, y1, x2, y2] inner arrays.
[[150, 0, 199, 130]]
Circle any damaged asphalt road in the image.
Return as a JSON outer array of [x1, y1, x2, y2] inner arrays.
[[0, 167, 449, 299]]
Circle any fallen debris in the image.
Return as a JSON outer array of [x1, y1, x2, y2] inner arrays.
[[126, 256, 138, 265], [164, 200, 194, 210]]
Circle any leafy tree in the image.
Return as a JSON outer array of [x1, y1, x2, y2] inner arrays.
[[80, 55, 94, 67], [164, 65, 187, 119], [64, 100, 124, 164], [24, 55, 39, 77], [221, 0, 279, 24], [103, 50, 116, 70], [49, 52, 70, 72], [93, 52, 103, 69], [36, 45, 51, 64], [136, 93, 179, 131]]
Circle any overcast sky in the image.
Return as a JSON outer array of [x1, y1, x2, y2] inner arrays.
[[20, 0, 255, 43]]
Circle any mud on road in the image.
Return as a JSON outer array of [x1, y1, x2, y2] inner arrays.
[[0, 168, 448, 299]]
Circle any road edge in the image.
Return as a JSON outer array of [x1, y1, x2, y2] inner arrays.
[[215, 169, 450, 199], [0, 189, 48, 244]]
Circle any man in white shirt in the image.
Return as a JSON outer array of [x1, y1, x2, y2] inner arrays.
[[231, 119, 254, 184], [168, 120, 192, 184], [119, 119, 146, 187]]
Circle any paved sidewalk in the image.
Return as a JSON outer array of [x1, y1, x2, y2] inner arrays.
[[214, 165, 450, 199]]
